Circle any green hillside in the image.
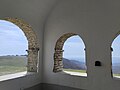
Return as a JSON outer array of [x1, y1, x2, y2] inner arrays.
[[0, 56, 27, 76]]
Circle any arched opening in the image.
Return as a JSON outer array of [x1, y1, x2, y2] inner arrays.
[[0, 18, 39, 75], [63, 35, 87, 76], [0, 20, 28, 76], [111, 34, 120, 78], [53, 33, 87, 76]]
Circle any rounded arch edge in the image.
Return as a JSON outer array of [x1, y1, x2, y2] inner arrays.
[[53, 33, 86, 73], [2, 17, 40, 72]]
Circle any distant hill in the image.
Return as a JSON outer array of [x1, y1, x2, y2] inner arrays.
[[111, 57, 120, 74], [0, 56, 27, 67], [63, 58, 86, 70], [63, 58, 120, 74], [112, 64, 120, 74], [0, 56, 27, 76]]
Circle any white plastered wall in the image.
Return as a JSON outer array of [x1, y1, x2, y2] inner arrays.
[[0, 0, 58, 90], [43, 0, 120, 90]]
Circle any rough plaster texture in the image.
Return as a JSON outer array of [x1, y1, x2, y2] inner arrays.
[[43, 0, 120, 90], [0, 0, 58, 90], [1, 0, 120, 90]]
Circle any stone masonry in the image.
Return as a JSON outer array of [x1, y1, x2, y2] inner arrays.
[[53, 33, 77, 72], [4, 17, 39, 72]]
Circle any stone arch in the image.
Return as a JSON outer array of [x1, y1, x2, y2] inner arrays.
[[53, 33, 78, 72], [3, 17, 39, 72]]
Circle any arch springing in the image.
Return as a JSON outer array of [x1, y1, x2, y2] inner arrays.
[[53, 33, 87, 76], [3, 17, 39, 72]]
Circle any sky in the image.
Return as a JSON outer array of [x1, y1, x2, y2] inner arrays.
[[0, 19, 120, 60], [112, 35, 120, 58], [63, 34, 120, 62], [0, 20, 28, 56], [63, 35, 85, 60]]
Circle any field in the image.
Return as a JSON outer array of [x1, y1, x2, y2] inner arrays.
[[0, 56, 27, 76]]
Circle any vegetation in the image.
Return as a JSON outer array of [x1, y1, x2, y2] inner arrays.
[[113, 74, 120, 77], [0, 56, 27, 76]]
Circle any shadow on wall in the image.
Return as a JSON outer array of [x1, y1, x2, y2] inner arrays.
[[25, 83, 83, 90]]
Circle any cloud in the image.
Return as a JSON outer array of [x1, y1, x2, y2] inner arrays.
[[63, 35, 85, 58], [0, 20, 28, 56], [112, 35, 120, 57]]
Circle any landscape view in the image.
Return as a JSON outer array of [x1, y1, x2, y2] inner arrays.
[[0, 20, 120, 77], [63, 57, 120, 77], [0, 20, 28, 76], [0, 55, 27, 76], [63, 58, 87, 76], [62, 35, 120, 77], [112, 35, 120, 77], [112, 57, 120, 76], [62, 35, 87, 76]]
